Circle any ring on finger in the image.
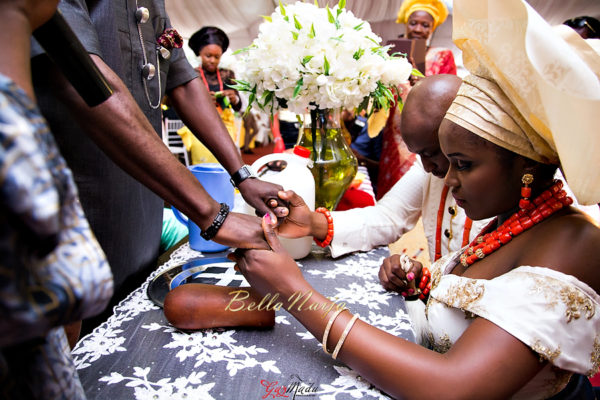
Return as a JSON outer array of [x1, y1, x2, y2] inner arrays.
[[400, 254, 412, 273]]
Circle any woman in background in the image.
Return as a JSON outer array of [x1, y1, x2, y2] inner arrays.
[[179, 26, 243, 164], [188, 26, 241, 113], [378, 0, 456, 198], [396, 0, 457, 76]]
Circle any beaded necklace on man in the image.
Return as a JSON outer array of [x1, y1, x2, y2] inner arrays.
[[460, 180, 573, 267]]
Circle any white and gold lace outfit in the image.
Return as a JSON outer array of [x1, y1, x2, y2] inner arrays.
[[418, 252, 600, 399]]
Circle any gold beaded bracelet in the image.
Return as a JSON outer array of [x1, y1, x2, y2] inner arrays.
[[332, 314, 359, 360], [322, 308, 346, 354]]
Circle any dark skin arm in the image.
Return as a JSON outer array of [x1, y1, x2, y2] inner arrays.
[[272, 190, 328, 240], [168, 78, 286, 218], [40, 54, 267, 249], [231, 215, 600, 399]]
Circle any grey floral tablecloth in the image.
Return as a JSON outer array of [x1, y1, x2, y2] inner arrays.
[[73, 243, 415, 400]]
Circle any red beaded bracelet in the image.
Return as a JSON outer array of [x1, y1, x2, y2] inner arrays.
[[314, 207, 334, 247], [418, 267, 432, 300]]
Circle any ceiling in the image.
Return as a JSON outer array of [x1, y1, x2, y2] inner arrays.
[[165, 0, 600, 71]]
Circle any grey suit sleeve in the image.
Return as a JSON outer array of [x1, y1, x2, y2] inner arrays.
[[31, 0, 103, 59]]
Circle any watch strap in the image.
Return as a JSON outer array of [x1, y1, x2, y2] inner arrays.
[[230, 165, 256, 187]]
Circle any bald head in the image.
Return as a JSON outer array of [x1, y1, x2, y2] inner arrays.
[[401, 74, 462, 177]]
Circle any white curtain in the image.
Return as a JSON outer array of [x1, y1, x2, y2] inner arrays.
[[166, 0, 599, 72]]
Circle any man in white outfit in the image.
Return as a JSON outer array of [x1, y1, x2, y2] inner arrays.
[[276, 75, 490, 285]]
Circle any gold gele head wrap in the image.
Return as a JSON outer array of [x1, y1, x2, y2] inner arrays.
[[446, 0, 600, 205], [445, 74, 558, 165], [396, 0, 449, 32]]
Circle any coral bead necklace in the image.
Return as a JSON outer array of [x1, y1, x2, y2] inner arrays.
[[460, 180, 573, 267]]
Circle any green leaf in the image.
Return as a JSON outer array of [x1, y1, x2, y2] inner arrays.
[[292, 31, 299, 40], [366, 36, 379, 45], [357, 95, 370, 114], [337, 8, 342, 18], [232, 46, 249, 55], [353, 22, 364, 31], [279, 0, 286, 16], [338, 0, 346, 9], [284, 15, 289, 22], [261, 90, 274, 108], [261, 15, 272, 23], [370, 46, 386, 57], [411, 68, 425, 78], [330, 34, 344, 42], [323, 55, 330, 76], [293, 15, 302, 30], [222, 95, 231, 108], [308, 23, 316, 39], [242, 104, 253, 117], [301, 55, 314, 66], [353, 48, 364, 60], [314, 0, 319, 6], [293, 77, 304, 98], [326, 5, 335, 23], [229, 79, 252, 92], [248, 92, 256, 108]]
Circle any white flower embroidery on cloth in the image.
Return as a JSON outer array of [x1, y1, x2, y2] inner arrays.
[[334, 280, 393, 310], [318, 366, 391, 400], [99, 368, 216, 400], [158, 327, 280, 376], [307, 251, 384, 280], [74, 245, 409, 399]]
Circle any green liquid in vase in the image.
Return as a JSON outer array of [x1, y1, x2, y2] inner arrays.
[[298, 124, 358, 210]]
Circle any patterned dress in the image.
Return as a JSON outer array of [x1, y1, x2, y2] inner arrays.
[[419, 251, 600, 399], [0, 74, 113, 399]]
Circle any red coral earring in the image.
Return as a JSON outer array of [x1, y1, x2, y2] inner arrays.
[[519, 173, 534, 211]]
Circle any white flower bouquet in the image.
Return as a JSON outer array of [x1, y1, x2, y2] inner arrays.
[[232, 0, 414, 115]]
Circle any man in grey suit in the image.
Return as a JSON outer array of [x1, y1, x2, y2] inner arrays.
[[31, 0, 285, 333]]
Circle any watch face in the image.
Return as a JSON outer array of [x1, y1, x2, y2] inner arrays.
[[244, 165, 257, 178], [232, 165, 256, 186]]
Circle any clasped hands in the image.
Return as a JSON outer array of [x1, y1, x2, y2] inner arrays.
[[228, 189, 426, 298]]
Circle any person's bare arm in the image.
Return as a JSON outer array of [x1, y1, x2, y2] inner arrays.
[[168, 79, 287, 218], [42, 54, 267, 249], [232, 217, 546, 400]]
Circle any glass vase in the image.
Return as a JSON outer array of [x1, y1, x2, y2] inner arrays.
[[296, 108, 358, 210]]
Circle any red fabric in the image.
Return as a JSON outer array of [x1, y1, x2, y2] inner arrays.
[[270, 113, 285, 153], [376, 100, 417, 199], [425, 48, 457, 76], [335, 187, 376, 211], [590, 372, 600, 387]]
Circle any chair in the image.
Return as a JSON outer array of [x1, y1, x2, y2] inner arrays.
[[162, 118, 190, 167]]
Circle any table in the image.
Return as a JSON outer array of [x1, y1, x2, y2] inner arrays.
[[72, 244, 415, 399]]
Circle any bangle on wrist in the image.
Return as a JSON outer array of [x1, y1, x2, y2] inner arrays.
[[200, 203, 230, 241], [332, 314, 359, 360], [322, 308, 346, 354], [314, 207, 334, 247], [418, 266, 432, 300]]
